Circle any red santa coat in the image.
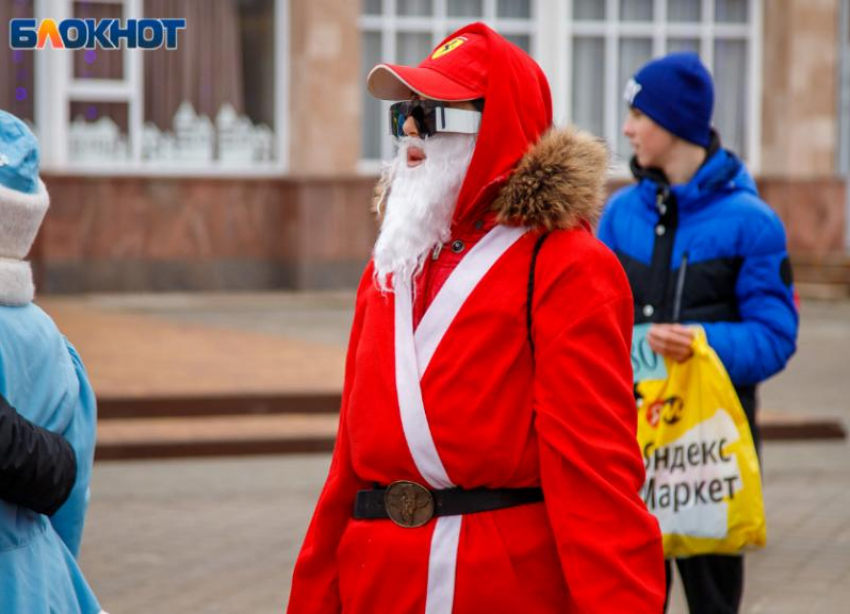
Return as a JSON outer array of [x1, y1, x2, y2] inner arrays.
[[288, 128, 665, 614], [288, 23, 664, 614]]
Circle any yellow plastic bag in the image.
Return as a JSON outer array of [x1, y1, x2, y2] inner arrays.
[[636, 328, 766, 558]]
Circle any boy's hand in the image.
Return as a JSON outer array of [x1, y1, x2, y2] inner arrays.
[[647, 324, 695, 362]]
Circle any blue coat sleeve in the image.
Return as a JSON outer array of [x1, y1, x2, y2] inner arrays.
[[47, 339, 98, 558], [700, 213, 799, 385], [596, 196, 618, 251]]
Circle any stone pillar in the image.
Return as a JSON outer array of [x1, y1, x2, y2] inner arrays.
[[289, 0, 362, 174], [761, 0, 840, 177]]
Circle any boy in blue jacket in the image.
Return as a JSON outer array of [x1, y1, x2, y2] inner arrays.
[[0, 109, 103, 614], [598, 53, 798, 614]]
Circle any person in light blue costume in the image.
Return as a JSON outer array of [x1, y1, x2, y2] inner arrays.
[[0, 110, 104, 614]]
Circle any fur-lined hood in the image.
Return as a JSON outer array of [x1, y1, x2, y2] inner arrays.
[[492, 127, 608, 230], [374, 127, 608, 231]]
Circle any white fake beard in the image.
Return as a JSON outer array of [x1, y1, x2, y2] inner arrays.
[[373, 133, 476, 292]]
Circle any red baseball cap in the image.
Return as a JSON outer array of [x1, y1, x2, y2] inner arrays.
[[367, 32, 488, 101]]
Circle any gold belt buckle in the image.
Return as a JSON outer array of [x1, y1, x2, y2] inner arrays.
[[384, 480, 435, 528]]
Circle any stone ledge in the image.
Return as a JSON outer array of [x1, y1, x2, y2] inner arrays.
[[31, 174, 846, 292], [95, 413, 338, 461], [98, 392, 342, 419], [93, 399, 846, 461]]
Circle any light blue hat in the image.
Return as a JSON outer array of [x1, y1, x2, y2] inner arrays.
[[0, 109, 49, 271], [0, 110, 40, 195]]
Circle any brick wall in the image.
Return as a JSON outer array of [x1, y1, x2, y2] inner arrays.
[[35, 174, 377, 293], [31, 173, 845, 293]]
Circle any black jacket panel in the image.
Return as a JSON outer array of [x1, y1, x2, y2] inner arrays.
[[616, 251, 757, 441], [0, 393, 77, 516], [618, 252, 744, 326]]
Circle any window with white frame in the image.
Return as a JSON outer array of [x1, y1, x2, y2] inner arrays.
[[358, 0, 760, 171], [359, 0, 537, 163], [565, 0, 760, 167], [1, 1, 37, 126], [19, 0, 288, 174]]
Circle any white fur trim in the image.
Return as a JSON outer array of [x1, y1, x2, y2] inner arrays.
[[0, 257, 34, 305], [0, 179, 50, 260]]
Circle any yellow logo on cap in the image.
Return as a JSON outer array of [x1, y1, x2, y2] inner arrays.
[[431, 36, 467, 60]]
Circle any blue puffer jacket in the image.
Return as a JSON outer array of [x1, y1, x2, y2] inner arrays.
[[0, 303, 102, 614], [598, 145, 798, 432]]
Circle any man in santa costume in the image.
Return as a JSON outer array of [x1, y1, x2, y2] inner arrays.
[[287, 22, 664, 614]]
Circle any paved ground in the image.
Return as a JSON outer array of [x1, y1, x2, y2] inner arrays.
[[38, 293, 353, 398], [78, 442, 850, 614], [48, 293, 849, 613]]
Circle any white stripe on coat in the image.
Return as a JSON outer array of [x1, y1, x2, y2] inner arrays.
[[414, 225, 528, 378], [425, 515, 463, 614], [392, 225, 528, 614], [394, 274, 454, 490]]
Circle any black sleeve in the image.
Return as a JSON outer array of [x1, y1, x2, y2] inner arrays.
[[0, 393, 77, 516]]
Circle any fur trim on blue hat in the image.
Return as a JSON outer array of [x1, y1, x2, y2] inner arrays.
[[0, 179, 49, 261], [0, 179, 49, 305], [0, 257, 35, 306], [626, 52, 714, 147]]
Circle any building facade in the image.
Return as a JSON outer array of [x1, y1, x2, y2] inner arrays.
[[2, 0, 847, 291]]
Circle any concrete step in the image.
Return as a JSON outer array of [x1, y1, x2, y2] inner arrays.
[[758, 410, 846, 441], [93, 404, 845, 462], [792, 255, 850, 300], [95, 413, 339, 461], [97, 392, 342, 419], [792, 254, 850, 285]]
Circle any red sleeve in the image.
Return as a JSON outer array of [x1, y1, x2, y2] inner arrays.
[[532, 233, 665, 613], [287, 267, 373, 614]]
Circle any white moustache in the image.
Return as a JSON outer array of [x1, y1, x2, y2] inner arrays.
[[373, 133, 477, 292]]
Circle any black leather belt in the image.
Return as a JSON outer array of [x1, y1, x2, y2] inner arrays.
[[353, 480, 544, 528]]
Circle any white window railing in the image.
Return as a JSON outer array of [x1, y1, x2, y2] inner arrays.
[[359, 0, 762, 173], [31, 0, 289, 176]]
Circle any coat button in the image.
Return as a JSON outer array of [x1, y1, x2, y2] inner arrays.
[[643, 304, 655, 317], [451, 240, 465, 253], [474, 219, 484, 230], [655, 225, 666, 236]]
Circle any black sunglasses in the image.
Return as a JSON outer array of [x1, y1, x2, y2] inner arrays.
[[389, 99, 482, 138]]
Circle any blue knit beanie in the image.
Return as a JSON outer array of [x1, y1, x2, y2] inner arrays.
[[624, 52, 714, 148]]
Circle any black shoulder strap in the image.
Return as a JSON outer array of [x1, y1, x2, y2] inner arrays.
[[527, 232, 550, 354]]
